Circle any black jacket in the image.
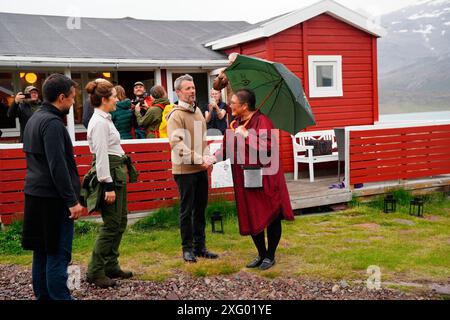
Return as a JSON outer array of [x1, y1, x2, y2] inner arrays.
[[82, 99, 93, 129], [203, 101, 228, 135], [7, 100, 41, 142], [22, 102, 81, 207]]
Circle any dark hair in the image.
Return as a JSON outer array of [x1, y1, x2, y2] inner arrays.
[[150, 85, 167, 100], [42, 73, 77, 103], [85, 78, 114, 108], [235, 88, 256, 111]]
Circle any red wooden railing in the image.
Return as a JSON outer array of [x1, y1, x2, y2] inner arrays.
[[349, 124, 450, 185], [0, 139, 234, 225]]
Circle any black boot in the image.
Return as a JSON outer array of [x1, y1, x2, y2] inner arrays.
[[183, 251, 197, 263], [106, 269, 133, 279], [246, 256, 264, 268], [194, 248, 219, 259], [259, 258, 276, 270]]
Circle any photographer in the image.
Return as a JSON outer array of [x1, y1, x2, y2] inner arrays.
[[7, 86, 42, 142], [134, 85, 171, 138], [204, 88, 227, 136], [131, 81, 152, 139]]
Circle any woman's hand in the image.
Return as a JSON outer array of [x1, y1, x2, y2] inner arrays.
[[235, 125, 249, 138], [104, 191, 116, 205]]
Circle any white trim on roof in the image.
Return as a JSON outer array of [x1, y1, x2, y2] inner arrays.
[[205, 0, 386, 50], [0, 56, 229, 68]]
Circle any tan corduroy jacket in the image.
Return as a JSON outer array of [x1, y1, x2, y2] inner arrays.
[[167, 104, 210, 175]]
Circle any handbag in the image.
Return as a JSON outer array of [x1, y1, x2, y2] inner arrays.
[[242, 166, 263, 188], [305, 139, 332, 156]]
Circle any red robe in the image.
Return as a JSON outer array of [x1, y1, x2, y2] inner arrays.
[[215, 111, 294, 236]]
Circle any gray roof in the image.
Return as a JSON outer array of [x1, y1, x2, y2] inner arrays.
[[0, 12, 252, 60]]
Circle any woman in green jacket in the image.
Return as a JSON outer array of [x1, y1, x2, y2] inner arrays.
[[111, 85, 133, 139]]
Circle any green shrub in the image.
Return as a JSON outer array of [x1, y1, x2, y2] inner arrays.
[[206, 200, 237, 220], [349, 194, 360, 208], [391, 188, 413, 206], [74, 220, 99, 235], [0, 221, 24, 255], [132, 200, 237, 232], [132, 204, 180, 232]]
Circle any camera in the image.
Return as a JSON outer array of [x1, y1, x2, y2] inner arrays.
[[23, 93, 32, 99], [131, 92, 149, 106]]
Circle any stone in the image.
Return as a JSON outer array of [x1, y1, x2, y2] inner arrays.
[[393, 219, 415, 226], [354, 223, 380, 230]]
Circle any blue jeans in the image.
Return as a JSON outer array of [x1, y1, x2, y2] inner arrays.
[[31, 214, 74, 300]]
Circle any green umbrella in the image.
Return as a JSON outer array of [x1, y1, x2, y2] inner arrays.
[[224, 54, 316, 135]]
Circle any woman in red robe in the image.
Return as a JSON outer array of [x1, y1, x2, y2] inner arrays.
[[208, 88, 294, 270]]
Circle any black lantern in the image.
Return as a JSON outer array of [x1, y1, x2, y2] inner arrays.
[[409, 197, 424, 217], [211, 211, 224, 234], [384, 194, 396, 213]]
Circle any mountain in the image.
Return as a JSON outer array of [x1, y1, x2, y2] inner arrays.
[[377, 0, 450, 114]]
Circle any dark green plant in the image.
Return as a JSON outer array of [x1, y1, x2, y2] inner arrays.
[[391, 188, 413, 206], [132, 200, 237, 232], [74, 220, 99, 235], [132, 204, 180, 232], [349, 194, 360, 208], [0, 221, 24, 255], [206, 199, 237, 220]]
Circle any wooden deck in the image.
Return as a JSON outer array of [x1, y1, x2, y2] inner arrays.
[[352, 174, 450, 198], [286, 176, 352, 210]]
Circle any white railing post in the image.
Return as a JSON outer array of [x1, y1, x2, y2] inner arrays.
[[154, 69, 162, 86], [64, 69, 76, 143], [344, 127, 351, 191]]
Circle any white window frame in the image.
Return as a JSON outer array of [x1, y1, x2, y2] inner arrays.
[[308, 55, 343, 98]]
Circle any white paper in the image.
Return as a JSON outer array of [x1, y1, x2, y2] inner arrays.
[[209, 143, 234, 188]]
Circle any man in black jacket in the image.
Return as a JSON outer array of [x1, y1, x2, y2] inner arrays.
[[22, 73, 84, 300], [7, 85, 42, 142]]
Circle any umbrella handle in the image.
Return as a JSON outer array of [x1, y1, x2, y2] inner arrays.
[[229, 79, 283, 132]]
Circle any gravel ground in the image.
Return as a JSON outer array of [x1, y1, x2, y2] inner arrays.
[[0, 264, 440, 300]]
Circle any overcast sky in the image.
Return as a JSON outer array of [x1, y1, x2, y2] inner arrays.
[[0, 0, 422, 23]]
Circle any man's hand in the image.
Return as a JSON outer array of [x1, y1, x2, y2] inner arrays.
[[135, 104, 141, 113], [142, 101, 150, 110], [202, 155, 217, 168], [105, 191, 116, 205], [69, 203, 84, 220], [235, 125, 249, 138], [14, 92, 25, 104]]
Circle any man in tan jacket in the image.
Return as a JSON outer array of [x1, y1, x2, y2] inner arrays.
[[167, 74, 219, 263]]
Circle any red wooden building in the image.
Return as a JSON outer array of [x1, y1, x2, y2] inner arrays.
[[206, 0, 385, 173]]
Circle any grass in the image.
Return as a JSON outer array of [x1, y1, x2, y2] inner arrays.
[[1, 194, 449, 286]]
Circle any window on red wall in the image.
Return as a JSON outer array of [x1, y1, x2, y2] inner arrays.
[[308, 56, 343, 98]]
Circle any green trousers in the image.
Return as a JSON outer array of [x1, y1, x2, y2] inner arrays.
[[86, 168, 128, 278]]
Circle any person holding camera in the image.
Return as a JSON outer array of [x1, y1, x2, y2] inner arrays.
[[7, 85, 42, 142], [131, 81, 152, 139], [204, 88, 228, 136], [134, 85, 172, 138]]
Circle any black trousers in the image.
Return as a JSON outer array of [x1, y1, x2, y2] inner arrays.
[[174, 170, 209, 252]]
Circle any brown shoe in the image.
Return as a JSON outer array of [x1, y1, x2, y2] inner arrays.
[[86, 275, 117, 288], [106, 269, 133, 279]]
